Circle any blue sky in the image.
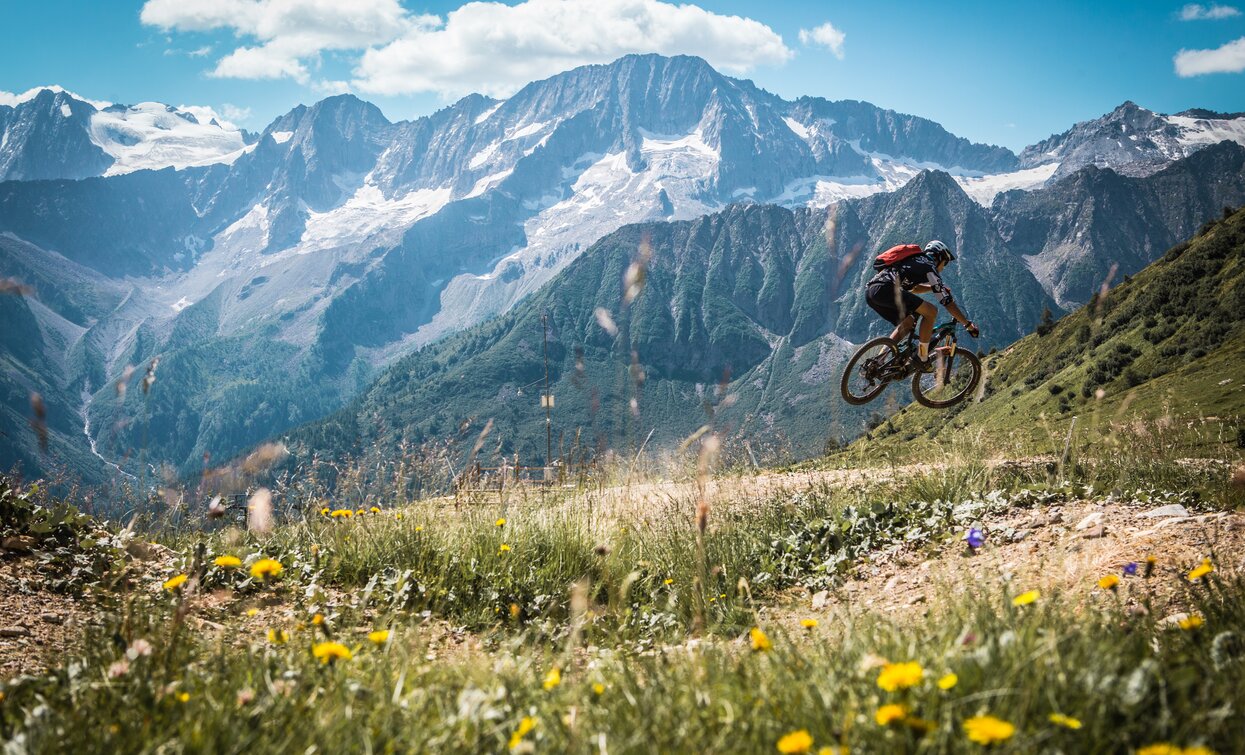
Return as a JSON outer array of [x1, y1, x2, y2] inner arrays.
[[2, 0, 1243, 151]]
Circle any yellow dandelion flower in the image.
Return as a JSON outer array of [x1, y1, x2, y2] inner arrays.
[[876, 661, 924, 692], [800, 618, 819, 629], [319, 507, 330, 516], [394, 513, 403, 520], [369, 506, 381, 514], [1135, 746, 1183, 755], [543, 666, 561, 690], [1187, 558, 1214, 582], [245, 607, 259, 617], [875, 703, 908, 725], [817, 748, 848, 755], [776, 729, 814, 754], [1177, 614, 1204, 631], [250, 558, 283, 580], [266, 628, 289, 644], [508, 716, 537, 750], [750, 627, 772, 652], [509, 603, 521, 619], [213, 555, 242, 569], [937, 673, 959, 690], [1048, 713, 1082, 730], [592, 682, 605, 695], [368, 629, 390, 645], [1012, 590, 1040, 606], [963, 715, 1015, 745], [312, 641, 352, 664], [312, 613, 324, 626], [1098, 574, 1120, 590], [356, 508, 366, 516], [330, 509, 352, 518], [499, 543, 511, 553], [176, 692, 190, 703], [162, 574, 188, 591], [663, 578, 674, 585], [415, 525, 423, 532], [496, 517, 506, 527]]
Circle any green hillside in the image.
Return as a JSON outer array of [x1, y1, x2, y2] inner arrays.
[[858, 206, 1245, 456]]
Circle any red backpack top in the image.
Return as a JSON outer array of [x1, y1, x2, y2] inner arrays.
[[872, 243, 924, 271]]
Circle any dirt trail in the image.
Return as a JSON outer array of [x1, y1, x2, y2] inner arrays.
[[767, 497, 1245, 629], [0, 563, 94, 678]]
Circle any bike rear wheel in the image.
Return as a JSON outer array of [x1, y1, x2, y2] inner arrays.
[[911, 347, 981, 408], [840, 337, 900, 405]]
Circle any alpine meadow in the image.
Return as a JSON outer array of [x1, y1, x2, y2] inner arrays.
[[2, 2, 1245, 753]]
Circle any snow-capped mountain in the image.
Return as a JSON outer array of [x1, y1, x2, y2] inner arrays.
[[1019, 101, 1245, 180], [2, 54, 1244, 485], [0, 86, 251, 181]]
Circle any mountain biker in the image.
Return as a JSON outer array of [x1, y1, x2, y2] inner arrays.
[[865, 240, 979, 370]]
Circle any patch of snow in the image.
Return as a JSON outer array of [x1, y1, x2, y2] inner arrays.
[[188, 141, 257, 168], [506, 121, 548, 141], [271, 130, 294, 144], [171, 296, 193, 312], [465, 169, 514, 198], [298, 183, 452, 253], [59, 103, 72, 118], [474, 102, 503, 124], [415, 133, 724, 343], [220, 203, 271, 249], [954, 163, 1060, 206], [524, 132, 554, 156], [1166, 114, 1245, 149], [89, 102, 247, 175], [468, 140, 500, 169], [638, 128, 719, 159], [783, 117, 809, 139]]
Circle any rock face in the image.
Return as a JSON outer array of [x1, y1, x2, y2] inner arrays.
[[0, 89, 112, 181], [2, 55, 1245, 486], [1019, 101, 1245, 180], [997, 141, 1245, 308]]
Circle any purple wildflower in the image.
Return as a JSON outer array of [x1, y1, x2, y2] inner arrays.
[[965, 528, 985, 550], [1123, 562, 1138, 577]]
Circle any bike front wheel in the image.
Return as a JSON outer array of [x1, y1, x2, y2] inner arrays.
[[841, 337, 899, 405], [911, 347, 982, 408]]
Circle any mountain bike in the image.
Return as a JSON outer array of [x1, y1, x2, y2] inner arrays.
[[840, 321, 982, 408]]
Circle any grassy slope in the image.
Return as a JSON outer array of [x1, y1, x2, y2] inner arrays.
[[858, 207, 1245, 456]]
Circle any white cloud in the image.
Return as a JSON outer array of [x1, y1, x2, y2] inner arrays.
[[798, 22, 846, 60], [311, 79, 353, 96], [212, 42, 312, 83], [1175, 36, 1245, 75], [222, 104, 254, 125], [143, 0, 792, 96], [140, 0, 416, 82], [177, 104, 251, 131], [353, 0, 792, 97], [1179, 3, 1241, 20]]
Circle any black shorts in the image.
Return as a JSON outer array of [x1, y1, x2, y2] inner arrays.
[[866, 281, 926, 326]]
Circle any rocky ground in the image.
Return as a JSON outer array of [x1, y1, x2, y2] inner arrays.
[[767, 496, 1243, 633]]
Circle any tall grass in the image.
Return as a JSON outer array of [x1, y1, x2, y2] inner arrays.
[[4, 565, 1241, 753]]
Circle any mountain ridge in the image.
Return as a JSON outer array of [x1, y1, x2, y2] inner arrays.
[[2, 54, 1244, 484]]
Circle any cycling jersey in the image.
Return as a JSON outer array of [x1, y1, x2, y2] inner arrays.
[[867, 252, 954, 306]]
